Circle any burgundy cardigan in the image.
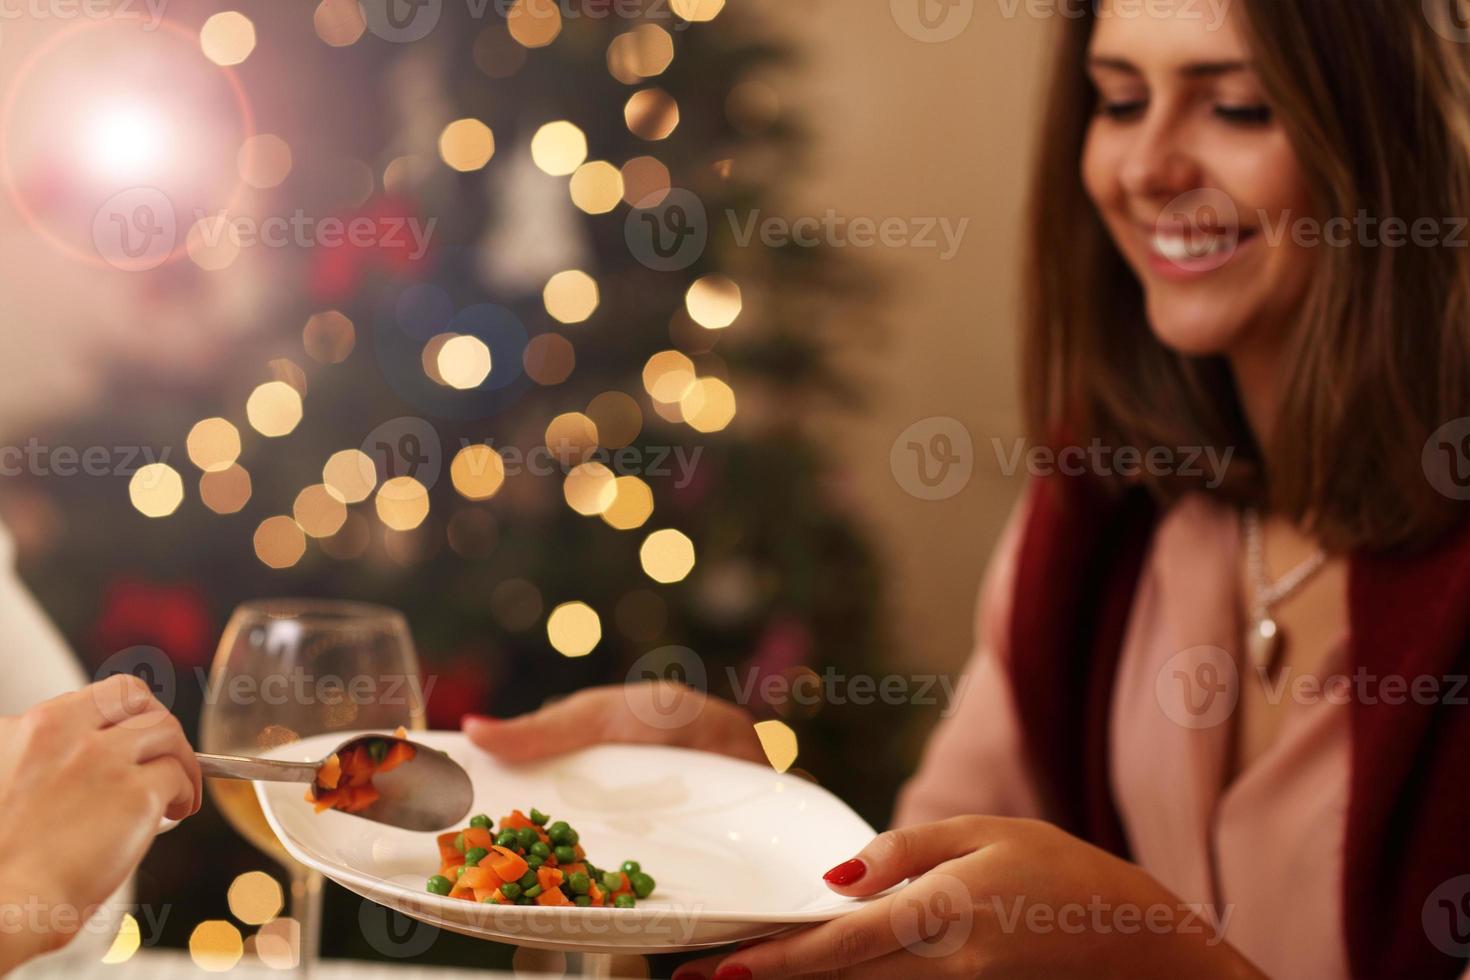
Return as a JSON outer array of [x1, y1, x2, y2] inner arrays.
[[1006, 474, 1470, 980]]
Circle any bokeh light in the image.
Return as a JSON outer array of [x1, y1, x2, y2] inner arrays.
[[129, 463, 184, 518], [569, 161, 624, 214], [563, 461, 616, 516], [293, 484, 348, 539], [200, 465, 252, 515], [754, 719, 798, 773], [586, 391, 642, 448], [523, 333, 576, 385], [621, 156, 672, 207], [227, 871, 284, 926], [543, 270, 600, 324], [253, 517, 307, 569], [314, 0, 365, 46], [439, 118, 496, 172], [507, 0, 562, 47], [642, 350, 697, 404], [323, 449, 377, 504], [246, 382, 304, 438], [238, 133, 292, 188], [185, 216, 240, 271], [624, 89, 680, 141], [672, 0, 725, 21], [450, 444, 506, 501], [601, 476, 654, 530], [686, 275, 743, 329], [640, 528, 696, 583], [189, 920, 243, 972], [438, 334, 493, 389], [303, 310, 355, 364], [545, 412, 599, 466], [101, 914, 140, 965], [375, 476, 431, 530], [530, 121, 588, 176], [546, 601, 601, 657], [681, 377, 737, 433], [607, 25, 674, 83], [255, 918, 301, 971], [200, 12, 256, 66], [186, 418, 241, 473]]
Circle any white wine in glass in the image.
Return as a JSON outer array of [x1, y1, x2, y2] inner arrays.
[[201, 600, 425, 975]]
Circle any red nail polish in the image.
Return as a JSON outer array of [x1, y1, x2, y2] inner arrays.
[[713, 966, 752, 980], [823, 858, 866, 886], [671, 971, 705, 980]]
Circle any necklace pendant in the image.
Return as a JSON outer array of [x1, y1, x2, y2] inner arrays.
[[1249, 616, 1280, 669]]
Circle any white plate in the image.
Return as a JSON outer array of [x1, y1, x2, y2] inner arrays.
[[254, 731, 881, 954]]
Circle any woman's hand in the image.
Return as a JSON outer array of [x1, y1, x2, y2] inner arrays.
[[673, 816, 1267, 980], [0, 675, 202, 971], [463, 680, 765, 766]]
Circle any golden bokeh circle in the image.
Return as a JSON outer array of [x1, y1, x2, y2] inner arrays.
[[129, 463, 184, 518], [450, 444, 506, 501], [546, 601, 601, 657]]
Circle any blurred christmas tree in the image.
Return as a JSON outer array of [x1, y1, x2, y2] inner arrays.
[[9, 0, 905, 964]]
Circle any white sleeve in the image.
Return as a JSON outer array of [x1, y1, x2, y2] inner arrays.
[[0, 520, 87, 715]]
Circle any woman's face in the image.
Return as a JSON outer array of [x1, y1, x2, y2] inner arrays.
[[1080, 0, 1316, 357]]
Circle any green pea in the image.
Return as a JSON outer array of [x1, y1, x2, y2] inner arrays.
[[529, 808, 550, 826], [518, 827, 540, 849], [426, 875, 452, 896], [469, 814, 492, 830], [547, 821, 570, 843], [463, 847, 488, 867], [555, 845, 576, 864], [516, 897, 533, 906], [369, 740, 388, 763], [563, 828, 580, 846], [601, 872, 623, 893], [526, 855, 545, 870], [482, 894, 501, 904], [613, 893, 636, 909], [500, 882, 522, 900], [567, 872, 590, 895], [530, 842, 551, 858], [574, 895, 592, 907], [495, 831, 518, 848], [524, 885, 543, 899], [630, 873, 655, 899], [519, 871, 538, 889], [453, 833, 466, 853], [620, 861, 641, 875]]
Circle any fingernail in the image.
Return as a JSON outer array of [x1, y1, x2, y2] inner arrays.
[[671, 971, 705, 980], [712, 966, 751, 980], [462, 714, 497, 727], [822, 858, 866, 886]]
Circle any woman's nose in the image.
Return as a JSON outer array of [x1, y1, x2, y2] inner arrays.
[[1117, 112, 1200, 201]]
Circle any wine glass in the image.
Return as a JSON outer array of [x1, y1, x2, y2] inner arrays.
[[200, 600, 425, 975]]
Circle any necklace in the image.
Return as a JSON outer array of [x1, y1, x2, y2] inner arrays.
[[1242, 508, 1329, 670]]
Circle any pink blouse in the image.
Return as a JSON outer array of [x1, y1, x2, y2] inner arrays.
[[893, 492, 1360, 979]]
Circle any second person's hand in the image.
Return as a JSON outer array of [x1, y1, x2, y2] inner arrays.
[[463, 680, 766, 766]]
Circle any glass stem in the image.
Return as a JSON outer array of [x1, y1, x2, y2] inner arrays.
[[290, 865, 323, 977]]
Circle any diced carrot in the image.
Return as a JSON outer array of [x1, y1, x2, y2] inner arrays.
[[561, 862, 588, 877], [572, 843, 586, 861], [536, 867, 563, 892], [486, 845, 529, 882], [449, 879, 475, 900], [377, 741, 415, 774], [443, 864, 462, 883], [437, 832, 462, 865], [478, 887, 506, 904], [462, 826, 494, 852], [317, 754, 342, 790], [588, 883, 605, 906], [393, 725, 408, 739], [501, 809, 536, 830], [459, 866, 501, 891], [536, 888, 572, 907]]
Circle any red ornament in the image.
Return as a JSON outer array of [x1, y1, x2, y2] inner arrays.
[[91, 578, 213, 668]]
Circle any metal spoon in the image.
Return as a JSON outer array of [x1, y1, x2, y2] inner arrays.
[[199, 734, 474, 832]]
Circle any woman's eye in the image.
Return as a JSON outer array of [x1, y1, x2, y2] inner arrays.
[[1097, 99, 1146, 121], [1214, 103, 1273, 126]]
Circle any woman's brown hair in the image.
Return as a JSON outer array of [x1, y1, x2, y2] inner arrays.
[[1023, 0, 1470, 552]]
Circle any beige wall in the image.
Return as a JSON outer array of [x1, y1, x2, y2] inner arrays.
[[752, 2, 1053, 673]]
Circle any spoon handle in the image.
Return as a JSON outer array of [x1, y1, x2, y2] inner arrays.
[[198, 752, 320, 784]]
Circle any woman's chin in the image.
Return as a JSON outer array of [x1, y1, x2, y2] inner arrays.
[[1143, 296, 1252, 357]]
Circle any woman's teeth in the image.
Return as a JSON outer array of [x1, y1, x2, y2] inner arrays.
[[1153, 231, 1238, 260]]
